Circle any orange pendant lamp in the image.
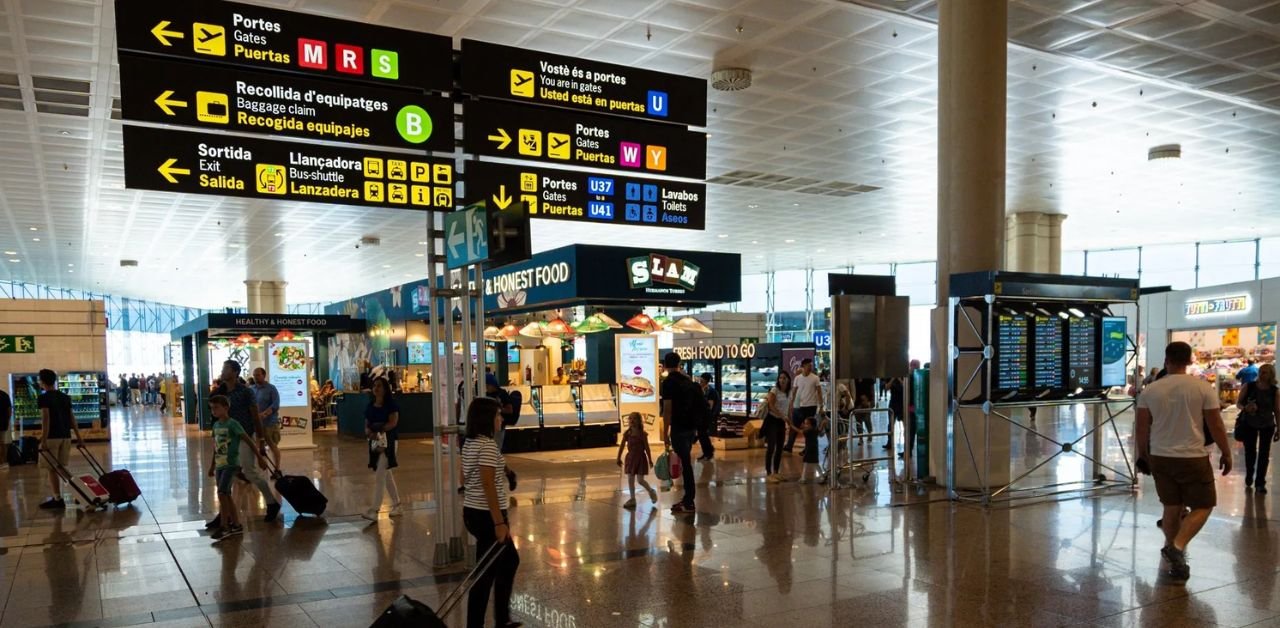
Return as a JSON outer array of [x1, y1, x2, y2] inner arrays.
[[626, 313, 663, 332]]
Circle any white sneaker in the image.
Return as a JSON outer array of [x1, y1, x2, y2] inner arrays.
[[361, 509, 378, 522], [388, 504, 404, 518]]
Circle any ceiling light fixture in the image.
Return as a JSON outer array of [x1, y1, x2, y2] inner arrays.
[[28, 227, 37, 231], [717, 234, 728, 238], [785, 239, 796, 243], [3, 251, 14, 255], [711, 67, 753, 91], [7, 259, 18, 263], [1148, 143, 1181, 161], [229, 244, 241, 248], [32, 238, 39, 242]]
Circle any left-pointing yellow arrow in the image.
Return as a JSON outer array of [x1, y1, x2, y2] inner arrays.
[[157, 158, 190, 184], [154, 90, 188, 116], [151, 21, 184, 47]]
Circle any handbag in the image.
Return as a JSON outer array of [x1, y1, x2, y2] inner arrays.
[[370, 432, 388, 452], [654, 450, 671, 482]]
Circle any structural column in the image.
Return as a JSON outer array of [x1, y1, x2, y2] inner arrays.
[[244, 280, 263, 313], [930, 1, 1009, 487], [1006, 212, 1067, 273], [246, 280, 287, 313]]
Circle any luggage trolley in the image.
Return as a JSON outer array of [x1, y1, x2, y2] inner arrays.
[[827, 406, 897, 488]]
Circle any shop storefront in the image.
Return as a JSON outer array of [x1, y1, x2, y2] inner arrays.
[[1138, 279, 1277, 405], [328, 244, 741, 451], [171, 313, 366, 445]]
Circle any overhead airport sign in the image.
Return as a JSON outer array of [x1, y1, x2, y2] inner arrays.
[[444, 206, 489, 270], [119, 54, 454, 152], [123, 126, 455, 211], [114, 0, 453, 91], [461, 39, 707, 127], [463, 100, 706, 180], [464, 161, 705, 231]]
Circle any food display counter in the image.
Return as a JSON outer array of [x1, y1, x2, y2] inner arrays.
[[499, 383, 619, 452]]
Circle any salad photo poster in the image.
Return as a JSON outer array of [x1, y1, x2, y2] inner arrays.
[[268, 341, 314, 448]]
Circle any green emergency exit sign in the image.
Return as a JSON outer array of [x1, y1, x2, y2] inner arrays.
[[0, 335, 35, 353]]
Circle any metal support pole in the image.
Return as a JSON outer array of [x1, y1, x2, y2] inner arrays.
[[450, 265, 470, 563], [428, 212, 451, 568]]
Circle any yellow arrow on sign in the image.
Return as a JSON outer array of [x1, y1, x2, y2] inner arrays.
[[154, 90, 188, 116], [487, 128, 511, 151], [492, 184, 512, 210], [157, 158, 190, 184], [151, 21, 185, 47]]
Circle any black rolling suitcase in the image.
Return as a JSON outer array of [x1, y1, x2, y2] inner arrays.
[[20, 436, 39, 464], [369, 543, 507, 628], [267, 459, 328, 516]]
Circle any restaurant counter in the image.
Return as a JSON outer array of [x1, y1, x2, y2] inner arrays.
[[334, 391, 434, 437]]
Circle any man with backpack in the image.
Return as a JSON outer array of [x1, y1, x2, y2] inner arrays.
[[661, 352, 703, 515], [485, 374, 520, 452]]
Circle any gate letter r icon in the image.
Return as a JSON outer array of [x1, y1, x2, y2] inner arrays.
[[647, 91, 669, 118]]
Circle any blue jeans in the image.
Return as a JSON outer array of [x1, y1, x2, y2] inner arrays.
[[671, 430, 697, 507]]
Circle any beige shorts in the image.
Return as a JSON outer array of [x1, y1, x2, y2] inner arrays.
[[262, 425, 281, 447], [40, 438, 72, 469]]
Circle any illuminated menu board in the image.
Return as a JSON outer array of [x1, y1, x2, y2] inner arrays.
[[995, 314, 1030, 391], [1068, 317, 1097, 390], [1033, 316, 1064, 389]]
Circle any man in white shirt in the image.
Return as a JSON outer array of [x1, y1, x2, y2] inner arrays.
[[1135, 341, 1231, 583], [784, 358, 823, 453]]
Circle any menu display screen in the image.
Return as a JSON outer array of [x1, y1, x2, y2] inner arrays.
[[1100, 317, 1128, 387], [1068, 317, 1097, 390], [995, 314, 1030, 391], [1033, 316, 1064, 389]]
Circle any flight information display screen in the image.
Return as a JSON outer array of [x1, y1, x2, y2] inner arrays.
[[1068, 317, 1098, 390], [1033, 315, 1064, 389], [995, 313, 1030, 391]]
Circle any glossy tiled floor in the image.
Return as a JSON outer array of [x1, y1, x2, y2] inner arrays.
[[2, 405, 1279, 628]]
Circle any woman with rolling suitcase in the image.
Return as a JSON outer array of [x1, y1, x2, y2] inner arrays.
[[461, 397, 522, 628]]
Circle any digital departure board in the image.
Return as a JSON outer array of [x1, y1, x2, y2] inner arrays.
[[995, 314, 1030, 392], [1068, 317, 1097, 390], [1033, 315, 1064, 389]]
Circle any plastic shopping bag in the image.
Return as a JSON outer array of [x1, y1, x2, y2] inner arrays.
[[654, 450, 671, 482], [669, 450, 682, 480]]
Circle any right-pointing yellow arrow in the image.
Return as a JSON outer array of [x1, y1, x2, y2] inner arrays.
[[493, 184, 512, 210], [154, 90, 188, 116], [151, 21, 184, 47], [487, 128, 511, 151], [157, 158, 190, 184]]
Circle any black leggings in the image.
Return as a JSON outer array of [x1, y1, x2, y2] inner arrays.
[[764, 417, 785, 475], [463, 507, 520, 628], [1239, 423, 1276, 488]]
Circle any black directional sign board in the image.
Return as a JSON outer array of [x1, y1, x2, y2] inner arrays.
[[120, 54, 455, 152], [464, 161, 705, 231], [463, 100, 706, 180], [123, 126, 456, 211], [115, 0, 453, 91], [461, 39, 707, 127]]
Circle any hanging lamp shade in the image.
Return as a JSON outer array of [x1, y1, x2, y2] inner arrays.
[[592, 312, 624, 329], [626, 313, 663, 332], [519, 321, 547, 338], [544, 317, 575, 339], [273, 329, 296, 341], [483, 326, 506, 342], [671, 317, 713, 334], [652, 315, 681, 332], [259, 335, 273, 346], [499, 323, 520, 339], [572, 317, 610, 334], [235, 333, 255, 345]]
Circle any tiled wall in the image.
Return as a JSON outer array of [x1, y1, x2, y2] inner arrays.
[[0, 299, 107, 395]]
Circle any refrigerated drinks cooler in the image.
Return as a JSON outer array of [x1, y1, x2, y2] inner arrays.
[[686, 344, 805, 441], [9, 371, 110, 440]]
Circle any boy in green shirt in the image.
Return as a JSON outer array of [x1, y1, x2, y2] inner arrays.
[[208, 395, 269, 541]]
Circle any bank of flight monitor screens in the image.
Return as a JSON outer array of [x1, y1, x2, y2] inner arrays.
[[991, 310, 1127, 399]]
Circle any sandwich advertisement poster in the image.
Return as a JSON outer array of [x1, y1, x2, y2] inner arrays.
[[617, 336, 658, 405]]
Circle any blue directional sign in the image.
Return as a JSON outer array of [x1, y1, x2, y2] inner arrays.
[[813, 331, 832, 350], [444, 206, 489, 270]]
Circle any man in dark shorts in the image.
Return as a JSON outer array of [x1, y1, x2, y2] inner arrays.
[[1136, 341, 1231, 582], [661, 352, 703, 515]]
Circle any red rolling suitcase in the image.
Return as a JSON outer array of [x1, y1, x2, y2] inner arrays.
[[39, 447, 108, 510], [79, 445, 141, 506]]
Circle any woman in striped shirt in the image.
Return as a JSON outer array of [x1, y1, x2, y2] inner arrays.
[[462, 397, 522, 628]]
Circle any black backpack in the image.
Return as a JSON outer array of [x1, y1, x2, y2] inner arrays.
[[504, 390, 522, 426]]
